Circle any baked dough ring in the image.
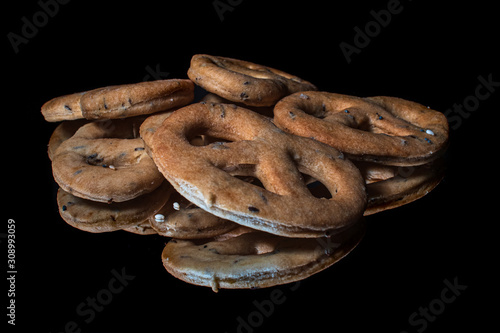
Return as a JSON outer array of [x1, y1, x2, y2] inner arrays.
[[52, 117, 164, 203], [41, 79, 194, 122], [151, 102, 366, 238], [187, 54, 317, 107], [81, 79, 194, 120], [274, 92, 449, 166], [162, 219, 365, 291]]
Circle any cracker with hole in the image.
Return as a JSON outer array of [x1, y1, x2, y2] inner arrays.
[[187, 54, 317, 107], [151, 102, 366, 238], [52, 117, 164, 203], [274, 92, 449, 166]]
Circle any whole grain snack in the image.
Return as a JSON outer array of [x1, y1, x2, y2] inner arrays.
[[187, 54, 317, 107], [273, 92, 449, 166], [81, 79, 194, 120], [40, 53, 451, 292], [201, 93, 274, 118], [139, 109, 206, 157], [52, 117, 164, 203], [151, 102, 366, 238], [162, 219, 365, 292], [139, 111, 175, 140], [41, 79, 194, 122], [57, 181, 171, 233]]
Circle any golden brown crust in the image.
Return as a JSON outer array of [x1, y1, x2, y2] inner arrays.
[[273, 92, 449, 166], [151, 102, 366, 238], [41, 92, 86, 122], [139, 110, 176, 158], [81, 79, 194, 120], [52, 117, 164, 203], [201, 93, 274, 118], [41, 79, 194, 122], [162, 219, 365, 291], [40, 54, 454, 292], [187, 54, 317, 107]]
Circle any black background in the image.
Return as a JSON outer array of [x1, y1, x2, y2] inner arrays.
[[4, 0, 498, 332]]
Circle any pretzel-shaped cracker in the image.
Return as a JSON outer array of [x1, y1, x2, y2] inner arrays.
[[274, 92, 449, 166], [52, 117, 164, 203], [41, 79, 194, 122], [151, 102, 366, 238], [187, 54, 317, 107]]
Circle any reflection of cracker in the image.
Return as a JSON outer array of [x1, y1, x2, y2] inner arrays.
[[162, 220, 365, 292], [359, 158, 446, 215]]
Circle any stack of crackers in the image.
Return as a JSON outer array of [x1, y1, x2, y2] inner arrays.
[[42, 54, 448, 291]]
